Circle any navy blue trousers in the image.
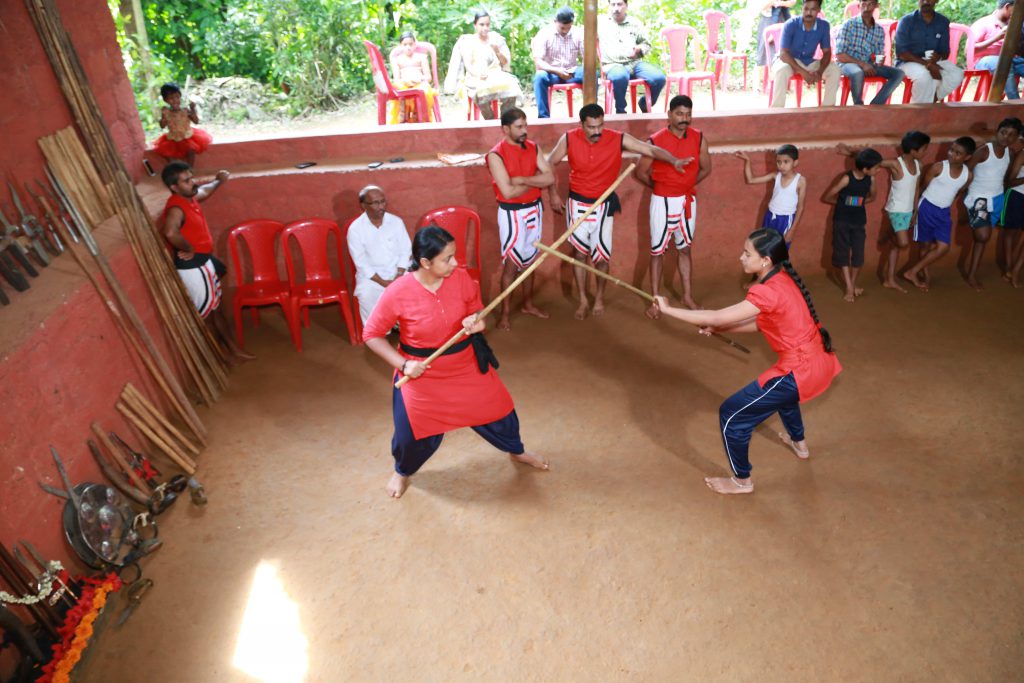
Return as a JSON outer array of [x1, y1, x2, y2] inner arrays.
[[391, 385, 525, 476], [719, 373, 804, 479]]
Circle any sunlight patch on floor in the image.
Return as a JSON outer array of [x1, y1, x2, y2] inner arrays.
[[232, 561, 309, 683]]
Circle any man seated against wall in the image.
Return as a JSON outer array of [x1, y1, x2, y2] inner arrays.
[[769, 0, 840, 108], [598, 0, 666, 113], [533, 7, 591, 119], [972, 0, 1024, 100], [894, 0, 964, 103], [346, 185, 412, 323], [835, 0, 904, 104]]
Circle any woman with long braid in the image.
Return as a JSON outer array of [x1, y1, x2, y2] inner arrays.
[[654, 229, 841, 495]]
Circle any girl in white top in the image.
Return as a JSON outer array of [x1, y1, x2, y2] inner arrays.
[[964, 119, 1021, 290]]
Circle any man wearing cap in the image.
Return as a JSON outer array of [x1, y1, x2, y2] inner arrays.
[[894, 0, 964, 103], [532, 7, 588, 118], [972, 0, 1024, 99]]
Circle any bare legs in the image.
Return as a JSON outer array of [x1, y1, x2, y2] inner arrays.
[[883, 229, 910, 293], [903, 241, 949, 291], [965, 226, 991, 291], [207, 307, 255, 362], [647, 248, 699, 319], [497, 259, 547, 331], [573, 248, 608, 320], [839, 265, 863, 302]]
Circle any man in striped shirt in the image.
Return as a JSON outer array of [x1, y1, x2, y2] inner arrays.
[[835, 0, 903, 105], [532, 7, 587, 118]]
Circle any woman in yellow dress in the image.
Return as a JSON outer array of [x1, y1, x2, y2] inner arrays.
[[389, 31, 437, 123], [443, 10, 523, 119]]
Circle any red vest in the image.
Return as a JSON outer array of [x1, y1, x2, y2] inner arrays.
[[649, 127, 702, 197], [163, 193, 213, 254], [567, 128, 624, 199], [489, 139, 542, 204]]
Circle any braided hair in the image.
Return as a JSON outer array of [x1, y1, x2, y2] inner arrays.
[[748, 229, 833, 353]]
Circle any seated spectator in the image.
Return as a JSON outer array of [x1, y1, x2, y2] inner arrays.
[[347, 186, 412, 322], [753, 0, 797, 90], [835, 0, 904, 104], [769, 0, 839, 108], [532, 7, 590, 119], [894, 0, 964, 103], [971, 0, 1024, 100], [389, 31, 437, 123], [444, 10, 523, 119], [598, 0, 666, 113]]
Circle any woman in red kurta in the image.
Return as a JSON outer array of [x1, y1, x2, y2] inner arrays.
[[655, 228, 841, 495], [363, 226, 548, 498]]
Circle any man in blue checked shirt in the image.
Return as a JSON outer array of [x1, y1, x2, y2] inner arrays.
[[770, 0, 840, 108], [835, 0, 904, 104], [894, 0, 964, 102]]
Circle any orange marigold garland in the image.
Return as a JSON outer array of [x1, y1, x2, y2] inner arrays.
[[38, 573, 122, 683]]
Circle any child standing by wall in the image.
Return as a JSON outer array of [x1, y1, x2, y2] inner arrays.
[[824, 149, 882, 302], [902, 137, 976, 291], [963, 118, 1022, 290], [1002, 145, 1024, 287], [152, 82, 212, 167], [735, 145, 807, 241]]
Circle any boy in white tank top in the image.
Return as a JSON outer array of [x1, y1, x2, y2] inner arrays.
[[735, 144, 807, 239], [963, 118, 1022, 291], [836, 130, 932, 293], [902, 137, 976, 291]]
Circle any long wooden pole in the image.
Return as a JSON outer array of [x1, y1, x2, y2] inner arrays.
[[987, 0, 1024, 102], [394, 164, 636, 388], [584, 0, 599, 105], [534, 242, 751, 354]]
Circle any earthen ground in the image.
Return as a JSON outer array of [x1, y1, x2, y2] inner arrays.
[[80, 267, 1022, 683]]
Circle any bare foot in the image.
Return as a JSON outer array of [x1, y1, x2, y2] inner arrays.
[[966, 277, 984, 291], [645, 303, 660, 320], [704, 476, 754, 494], [521, 303, 549, 319], [591, 300, 605, 316], [902, 271, 928, 292], [854, 287, 864, 298], [843, 292, 856, 303], [778, 431, 810, 459], [497, 314, 511, 332], [386, 472, 410, 498], [510, 451, 550, 470], [574, 300, 589, 321], [682, 296, 701, 310], [883, 279, 908, 294]]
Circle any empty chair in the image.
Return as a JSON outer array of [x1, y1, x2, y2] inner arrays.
[[416, 207, 482, 284], [228, 220, 295, 349], [703, 10, 748, 90], [282, 218, 359, 350], [661, 25, 718, 110]]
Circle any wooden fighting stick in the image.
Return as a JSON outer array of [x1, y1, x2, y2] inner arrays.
[[534, 242, 751, 354], [394, 163, 637, 389]]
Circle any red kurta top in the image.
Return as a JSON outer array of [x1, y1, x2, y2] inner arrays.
[[162, 194, 214, 254], [567, 128, 624, 199], [489, 138, 542, 204], [746, 272, 841, 402], [649, 127, 701, 197], [362, 269, 515, 439]]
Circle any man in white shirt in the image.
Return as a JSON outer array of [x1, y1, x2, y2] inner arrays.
[[346, 185, 412, 322]]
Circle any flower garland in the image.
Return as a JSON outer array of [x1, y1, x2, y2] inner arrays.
[[0, 561, 64, 606], [37, 573, 122, 683]]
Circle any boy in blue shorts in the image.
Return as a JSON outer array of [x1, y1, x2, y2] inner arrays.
[[735, 144, 807, 241], [903, 137, 977, 291]]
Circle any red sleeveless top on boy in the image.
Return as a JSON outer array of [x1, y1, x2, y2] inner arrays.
[[162, 194, 214, 254], [649, 127, 701, 197], [745, 272, 841, 403], [489, 139, 542, 205], [567, 128, 624, 199]]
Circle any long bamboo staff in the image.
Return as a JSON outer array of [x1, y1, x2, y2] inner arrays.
[[116, 402, 197, 475], [123, 384, 201, 455], [394, 164, 636, 388], [535, 242, 752, 354]]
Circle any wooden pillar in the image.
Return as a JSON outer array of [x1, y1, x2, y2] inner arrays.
[[987, 0, 1024, 102], [584, 0, 598, 105]]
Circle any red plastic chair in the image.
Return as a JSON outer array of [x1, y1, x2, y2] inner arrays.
[[364, 40, 430, 126], [598, 46, 651, 113], [763, 23, 822, 107], [387, 41, 443, 122], [339, 217, 364, 342], [662, 26, 718, 110], [703, 11, 748, 90], [416, 206, 482, 284], [548, 82, 585, 117], [228, 220, 296, 349], [467, 98, 500, 120], [282, 218, 359, 350], [950, 23, 991, 102]]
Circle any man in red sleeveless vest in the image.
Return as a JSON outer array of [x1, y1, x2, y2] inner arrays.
[[486, 107, 556, 331], [635, 95, 712, 317], [161, 161, 252, 360], [546, 103, 693, 320]]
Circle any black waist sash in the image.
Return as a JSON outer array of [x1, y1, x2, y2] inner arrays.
[[400, 333, 499, 374], [569, 190, 622, 216]]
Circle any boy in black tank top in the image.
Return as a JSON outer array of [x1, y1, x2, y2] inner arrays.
[[825, 149, 882, 302]]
